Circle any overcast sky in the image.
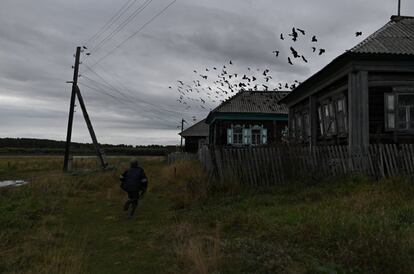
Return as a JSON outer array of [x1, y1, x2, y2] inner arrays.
[[0, 0, 413, 145]]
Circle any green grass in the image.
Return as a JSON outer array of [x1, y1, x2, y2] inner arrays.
[[1, 157, 414, 273]]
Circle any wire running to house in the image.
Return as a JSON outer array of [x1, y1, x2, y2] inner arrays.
[[88, 0, 154, 56], [83, 0, 138, 47], [78, 81, 183, 128], [81, 63, 192, 117], [90, 0, 177, 68]]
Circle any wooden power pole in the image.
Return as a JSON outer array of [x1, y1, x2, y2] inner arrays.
[[63, 47, 81, 171], [180, 118, 185, 149], [63, 46, 108, 171]]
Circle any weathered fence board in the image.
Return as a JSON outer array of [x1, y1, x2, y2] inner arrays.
[[196, 144, 414, 186]]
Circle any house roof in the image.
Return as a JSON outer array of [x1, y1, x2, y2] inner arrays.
[[350, 16, 414, 55], [280, 15, 414, 105], [179, 119, 209, 137], [209, 90, 289, 116]]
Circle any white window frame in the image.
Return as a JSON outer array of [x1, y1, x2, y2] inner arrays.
[[386, 92, 414, 132]]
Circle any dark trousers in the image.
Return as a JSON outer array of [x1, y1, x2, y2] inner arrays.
[[124, 191, 139, 216]]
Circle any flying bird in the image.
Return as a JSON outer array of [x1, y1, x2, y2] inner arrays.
[[312, 36, 318, 42], [356, 31, 363, 37], [297, 28, 306, 35], [280, 33, 284, 40], [288, 57, 293, 65], [312, 47, 316, 52], [272, 50, 280, 57], [289, 28, 298, 41], [301, 56, 308, 63], [319, 48, 326, 55], [290, 47, 300, 58]]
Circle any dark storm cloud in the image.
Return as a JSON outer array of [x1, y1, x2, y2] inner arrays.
[[0, 0, 413, 145]]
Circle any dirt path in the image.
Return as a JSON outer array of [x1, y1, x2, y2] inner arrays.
[[61, 165, 180, 274]]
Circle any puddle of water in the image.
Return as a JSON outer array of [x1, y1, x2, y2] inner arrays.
[[0, 180, 29, 188]]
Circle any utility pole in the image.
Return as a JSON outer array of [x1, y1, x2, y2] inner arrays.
[[74, 85, 108, 169], [63, 46, 108, 171], [180, 118, 186, 150], [398, 0, 402, 16], [63, 47, 81, 171]]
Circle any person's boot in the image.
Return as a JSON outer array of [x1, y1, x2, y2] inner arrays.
[[123, 200, 131, 211], [128, 203, 137, 219]]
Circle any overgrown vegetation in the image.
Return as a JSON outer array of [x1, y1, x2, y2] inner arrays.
[[1, 157, 414, 273]]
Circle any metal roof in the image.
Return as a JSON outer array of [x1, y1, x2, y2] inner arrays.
[[350, 16, 414, 55], [280, 16, 414, 105], [179, 119, 209, 137], [210, 90, 289, 115]]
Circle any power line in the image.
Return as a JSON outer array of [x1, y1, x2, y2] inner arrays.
[[88, 0, 154, 56], [78, 81, 180, 128], [84, 0, 138, 47], [90, 0, 177, 68], [82, 62, 192, 116], [79, 75, 187, 122]]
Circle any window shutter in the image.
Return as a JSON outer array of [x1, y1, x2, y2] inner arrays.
[[385, 94, 396, 130], [262, 128, 268, 144], [243, 128, 251, 145], [227, 128, 233, 144]]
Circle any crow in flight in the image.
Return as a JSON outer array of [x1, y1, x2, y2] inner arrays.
[[301, 56, 308, 63], [355, 31, 363, 37], [290, 47, 300, 58], [297, 28, 306, 35], [319, 49, 326, 55], [312, 36, 318, 42], [280, 33, 284, 40], [289, 28, 298, 41], [312, 47, 316, 52], [272, 50, 280, 57], [288, 57, 293, 65]]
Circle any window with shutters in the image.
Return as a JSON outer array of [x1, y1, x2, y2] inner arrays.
[[385, 93, 414, 131], [233, 125, 243, 145], [336, 97, 348, 135]]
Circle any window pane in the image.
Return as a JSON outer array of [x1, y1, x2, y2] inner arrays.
[[399, 122, 408, 130], [387, 95, 395, 111], [398, 95, 414, 107], [388, 113, 395, 129], [337, 99, 343, 112], [251, 129, 261, 145], [399, 107, 408, 123]]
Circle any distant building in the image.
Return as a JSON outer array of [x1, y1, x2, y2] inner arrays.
[[179, 119, 209, 153], [205, 90, 289, 146], [280, 16, 414, 146]]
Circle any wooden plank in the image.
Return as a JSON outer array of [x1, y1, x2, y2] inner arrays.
[[260, 147, 270, 186], [409, 144, 414, 175], [267, 147, 277, 185], [383, 144, 394, 177], [276, 147, 285, 184]]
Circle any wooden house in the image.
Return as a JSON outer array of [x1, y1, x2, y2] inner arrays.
[[205, 90, 289, 146], [179, 119, 209, 153], [280, 15, 414, 147]]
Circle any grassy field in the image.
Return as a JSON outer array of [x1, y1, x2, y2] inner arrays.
[[1, 156, 414, 273]]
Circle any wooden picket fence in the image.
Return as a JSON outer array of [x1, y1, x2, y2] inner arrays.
[[167, 151, 199, 165], [198, 144, 414, 186]]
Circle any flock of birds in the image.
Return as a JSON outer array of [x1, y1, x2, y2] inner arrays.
[[169, 27, 364, 120]]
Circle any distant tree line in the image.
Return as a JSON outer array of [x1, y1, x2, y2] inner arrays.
[[0, 138, 177, 156]]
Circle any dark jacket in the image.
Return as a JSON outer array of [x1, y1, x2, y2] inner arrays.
[[120, 167, 148, 192]]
